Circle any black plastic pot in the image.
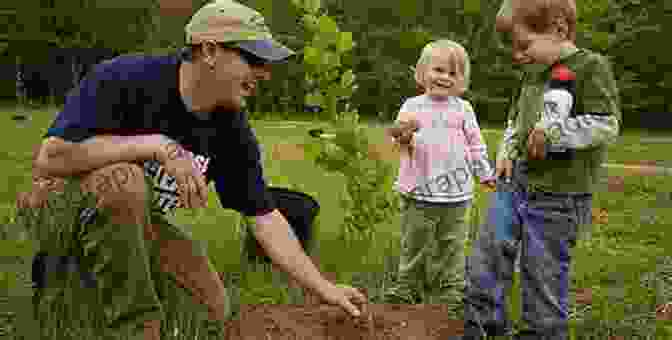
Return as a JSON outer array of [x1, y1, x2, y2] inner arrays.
[[245, 187, 320, 263]]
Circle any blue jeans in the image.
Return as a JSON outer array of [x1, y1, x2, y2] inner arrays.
[[464, 161, 593, 339]]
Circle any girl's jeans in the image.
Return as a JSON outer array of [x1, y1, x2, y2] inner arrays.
[[384, 197, 472, 320]]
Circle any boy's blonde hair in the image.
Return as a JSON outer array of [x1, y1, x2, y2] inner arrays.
[[413, 39, 471, 94], [511, 0, 577, 42]]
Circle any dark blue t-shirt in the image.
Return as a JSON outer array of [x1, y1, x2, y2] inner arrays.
[[45, 53, 275, 217]]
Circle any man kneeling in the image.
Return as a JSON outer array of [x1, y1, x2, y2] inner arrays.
[[21, 1, 365, 339]]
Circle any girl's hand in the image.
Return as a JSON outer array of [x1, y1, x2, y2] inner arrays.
[[481, 179, 496, 191], [480, 177, 497, 192], [391, 120, 420, 144]]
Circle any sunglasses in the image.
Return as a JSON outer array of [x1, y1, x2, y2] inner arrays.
[[219, 43, 267, 66]]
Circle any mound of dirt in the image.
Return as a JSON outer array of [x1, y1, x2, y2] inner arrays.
[[223, 303, 464, 340]]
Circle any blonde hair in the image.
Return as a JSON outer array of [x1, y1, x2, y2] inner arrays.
[[413, 40, 471, 94], [511, 0, 577, 42]]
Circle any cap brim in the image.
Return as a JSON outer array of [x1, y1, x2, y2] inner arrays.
[[236, 40, 296, 64]]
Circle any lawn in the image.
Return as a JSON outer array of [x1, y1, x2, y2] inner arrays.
[[1, 106, 671, 339]]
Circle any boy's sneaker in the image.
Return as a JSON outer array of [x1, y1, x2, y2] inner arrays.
[[463, 321, 514, 340]]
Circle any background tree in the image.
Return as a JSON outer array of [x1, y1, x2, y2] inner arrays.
[[2, 0, 670, 129]]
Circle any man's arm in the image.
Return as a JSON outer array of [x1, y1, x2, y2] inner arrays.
[[253, 211, 331, 294], [34, 134, 171, 178], [33, 59, 162, 177], [212, 136, 364, 316]]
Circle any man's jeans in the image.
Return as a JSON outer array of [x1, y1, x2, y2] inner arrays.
[[464, 161, 592, 339]]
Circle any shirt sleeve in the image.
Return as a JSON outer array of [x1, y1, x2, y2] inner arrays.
[[45, 61, 125, 142], [535, 54, 621, 149], [462, 100, 496, 182], [213, 114, 276, 217]]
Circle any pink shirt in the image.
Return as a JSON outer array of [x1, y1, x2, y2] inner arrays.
[[394, 95, 495, 203]]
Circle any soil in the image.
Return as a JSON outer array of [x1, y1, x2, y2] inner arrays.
[[220, 284, 595, 340], [223, 304, 464, 340], [222, 262, 464, 340]]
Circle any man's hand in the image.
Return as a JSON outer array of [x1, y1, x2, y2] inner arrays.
[[155, 142, 208, 209], [17, 175, 66, 210], [254, 210, 368, 318], [320, 283, 368, 317], [527, 128, 546, 160]]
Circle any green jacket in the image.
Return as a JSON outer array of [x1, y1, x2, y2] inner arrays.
[[497, 47, 622, 193]]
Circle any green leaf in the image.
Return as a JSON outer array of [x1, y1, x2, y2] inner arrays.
[[305, 91, 325, 106], [327, 69, 341, 82], [341, 69, 356, 88], [317, 15, 339, 35], [336, 31, 355, 53], [303, 46, 321, 66], [330, 83, 353, 99], [301, 14, 319, 31], [321, 50, 341, 68], [304, 0, 321, 14], [302, 140, 323, 162], [311, 34, 332, 50]]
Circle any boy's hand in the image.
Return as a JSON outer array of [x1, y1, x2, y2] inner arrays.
[[527, 128, 546, 160], [495, 158, 513, 182]]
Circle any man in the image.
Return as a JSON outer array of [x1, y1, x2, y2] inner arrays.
[[24, 0, 365, 339]]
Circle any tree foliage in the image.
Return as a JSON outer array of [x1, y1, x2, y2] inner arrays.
[[3, 0, 157, 64], [5, 0, 671, 127]]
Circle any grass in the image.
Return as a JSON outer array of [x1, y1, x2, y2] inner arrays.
[[1, 106, 672, 339]]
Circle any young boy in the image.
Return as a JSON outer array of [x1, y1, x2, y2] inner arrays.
[[464, 0, 621, 339]]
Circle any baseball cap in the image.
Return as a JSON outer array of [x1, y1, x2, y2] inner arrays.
[[185, 0, 295, 63]]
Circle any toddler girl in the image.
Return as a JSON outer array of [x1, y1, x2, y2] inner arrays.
[[385, 40, 495, 321]]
